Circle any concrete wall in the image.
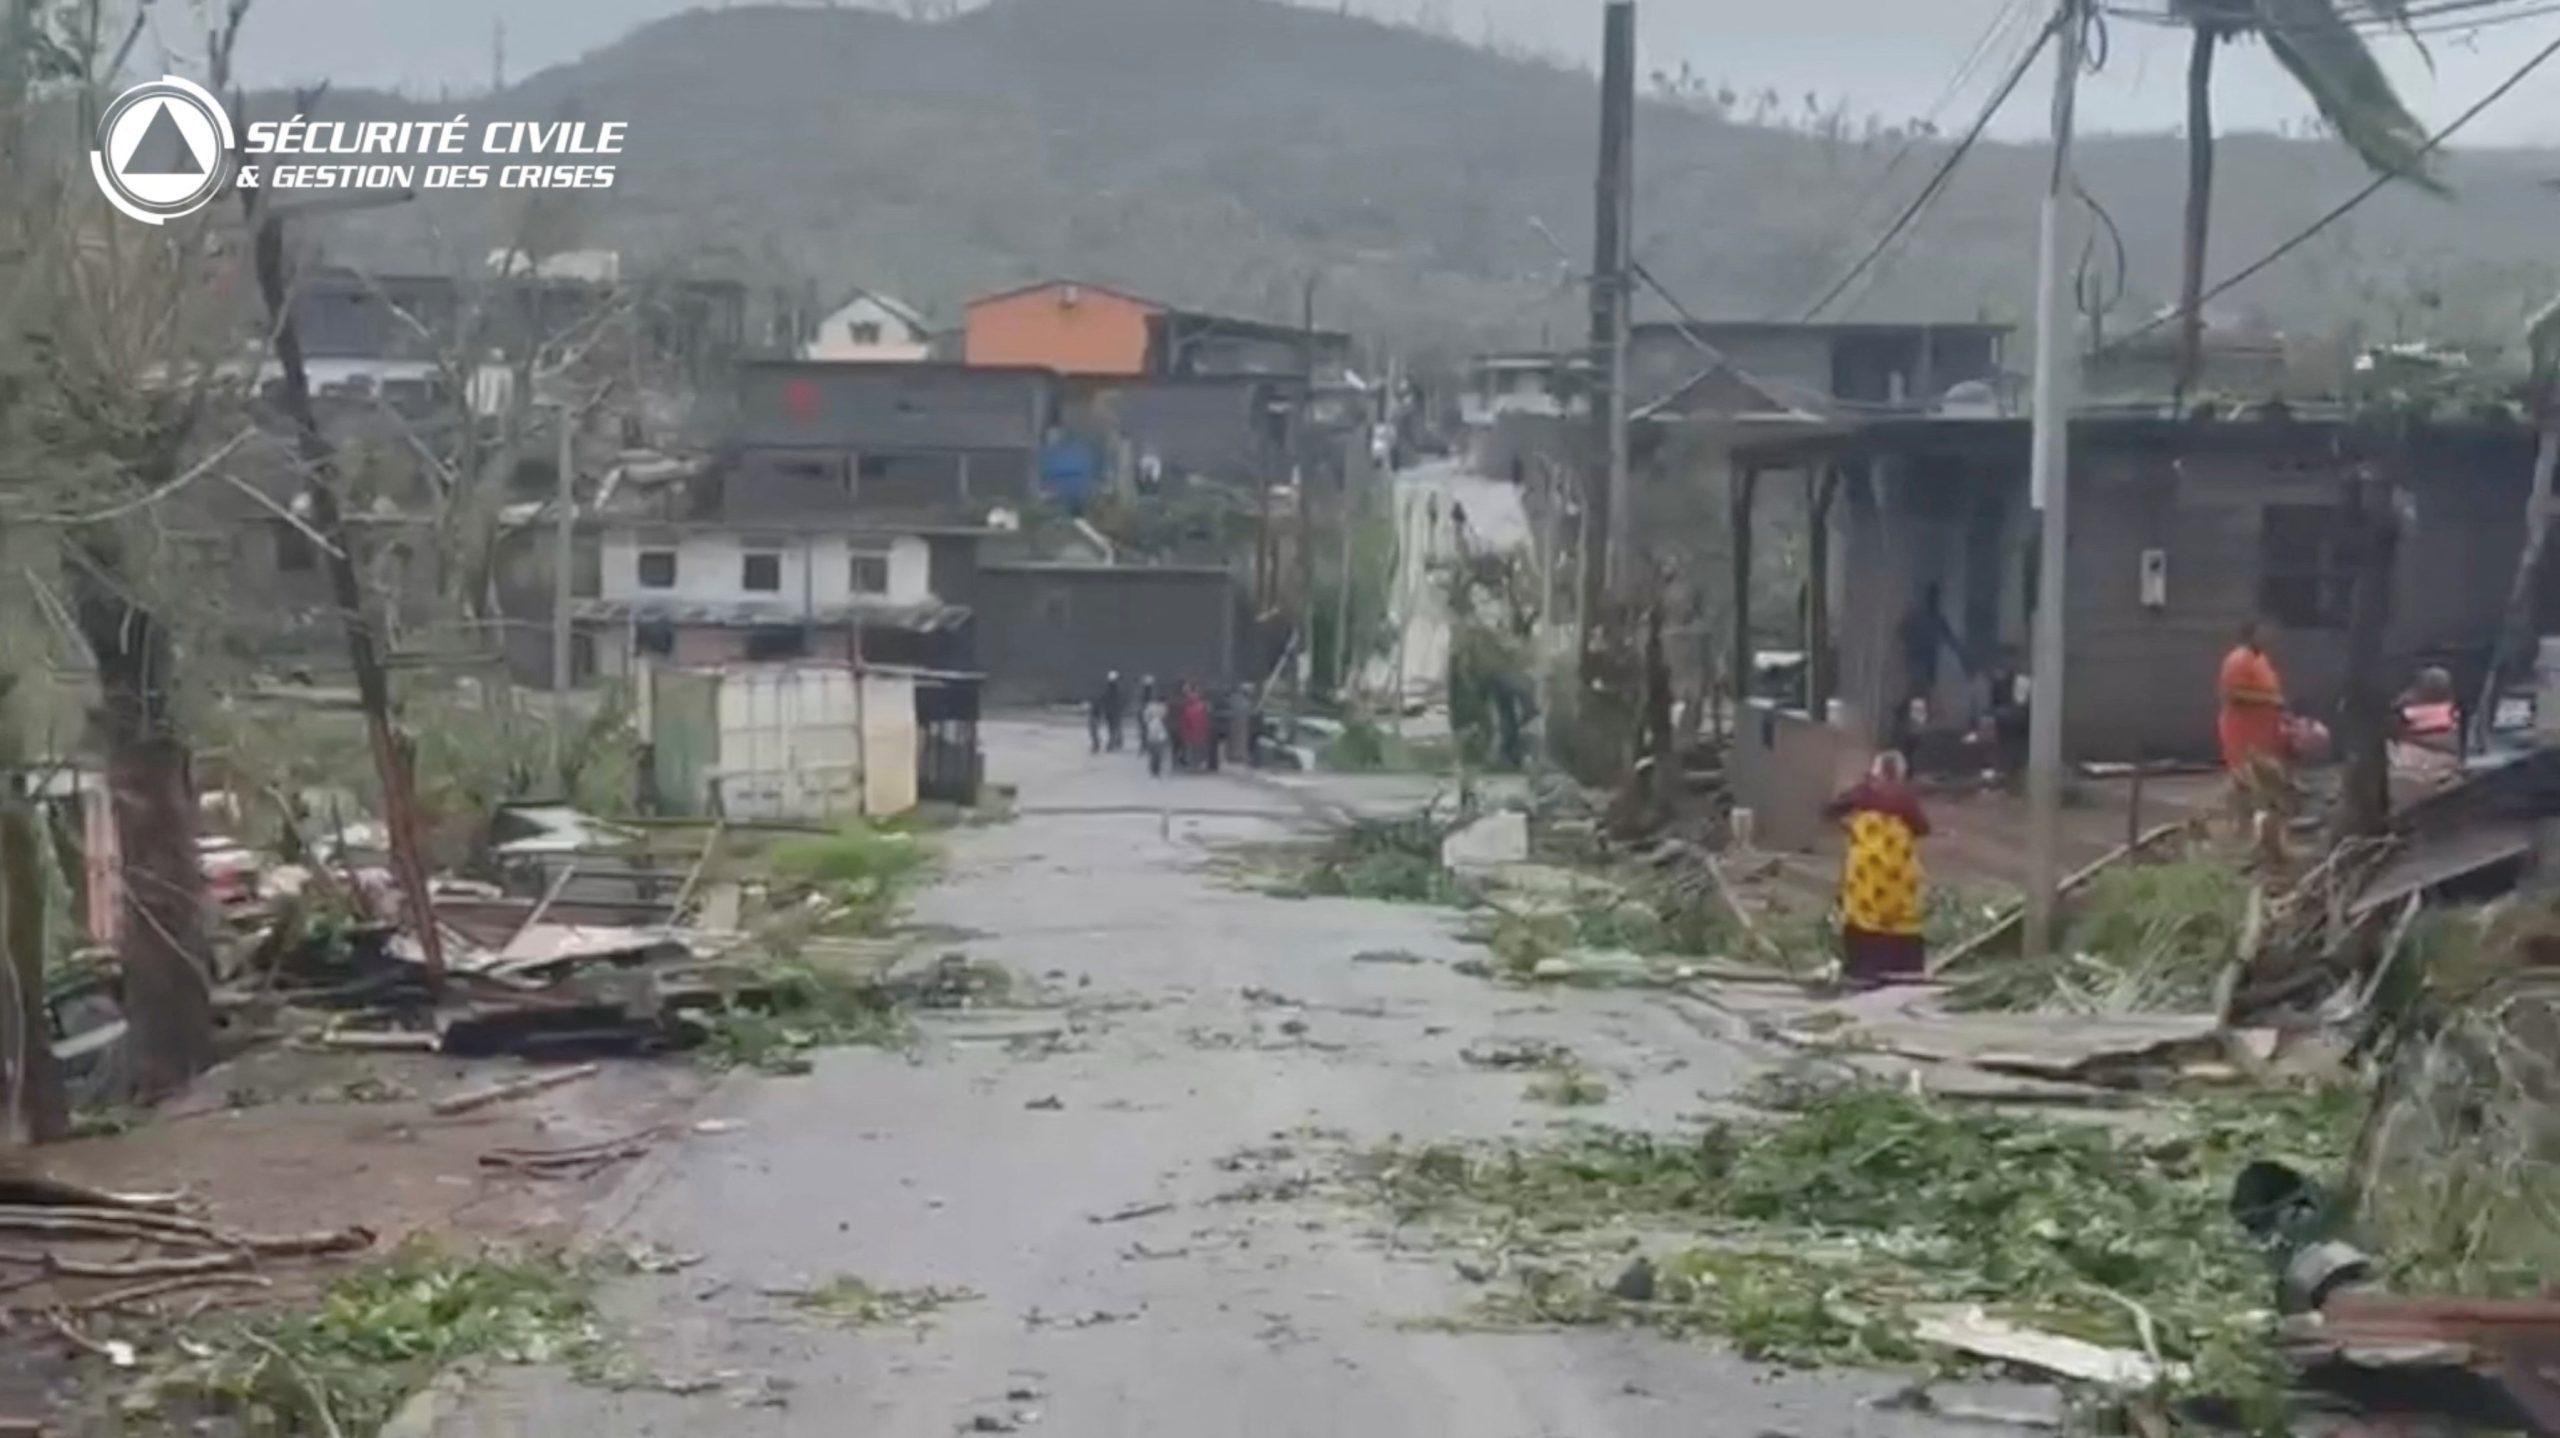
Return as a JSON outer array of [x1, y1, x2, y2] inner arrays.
[[2061, 432, 2537, 761], [975, 565, 1237, 702], [602, 529, 937, 610], [965, 283, 1157, 376], [1729, 699, 1870, 853], [1807, 426, 2540, 763]]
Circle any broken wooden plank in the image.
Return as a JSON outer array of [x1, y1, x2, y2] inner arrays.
[[428, 1063, 601, 1117], [1911, 1304, 2184, 1390], [313, 1028, 438, 1053]]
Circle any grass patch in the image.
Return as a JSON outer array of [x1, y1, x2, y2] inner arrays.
[[1950, 859, 2249, 1014], [1355, 1086, 2364, 1426], [688, 962, 912, 1075], [786, 1275, 979, 1328], [1289, 811, 1474, 905], [148, 1244, 601, 1434], [763, 822, 935, 934]]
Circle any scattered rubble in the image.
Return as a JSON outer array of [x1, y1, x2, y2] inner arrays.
[[781, 1275, 978, 1328]]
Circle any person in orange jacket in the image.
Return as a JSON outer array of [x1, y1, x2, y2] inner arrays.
[[2218, 619, 2292, 858]]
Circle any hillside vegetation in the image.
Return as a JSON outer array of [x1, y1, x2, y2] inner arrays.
[[295, 0, 2560, 361]]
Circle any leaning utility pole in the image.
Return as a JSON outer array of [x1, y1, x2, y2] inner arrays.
[[549, 405, 577, 790], [1584, 0, 1636, 643], [2022, 0, 2085, 960]]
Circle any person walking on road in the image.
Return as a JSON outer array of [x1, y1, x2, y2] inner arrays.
[[1137, 677, 1168, 777], [1093, 670, 1127, 753], [1174, 681, 1212, 773]]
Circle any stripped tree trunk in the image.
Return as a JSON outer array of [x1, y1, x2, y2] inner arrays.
[[248, 213, 447, 994], [1, 795, 67, 1142], [71, 538, 216, 1100], [2336, 475, 2401, 840]]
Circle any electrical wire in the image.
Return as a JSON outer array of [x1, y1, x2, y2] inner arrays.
[[1792, 6, 2065, 321], [2100, 21, 2560, 356], [1819, 0, 2044, 250], [2074, 180, 2130, 328]]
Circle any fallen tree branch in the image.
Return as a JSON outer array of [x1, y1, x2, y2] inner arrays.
[[429, 1063, 601, 1117], [0, 1172, 186, 1214], [1929, 820, 2198, 975], [68, 1272, 272, 1313], [45, 1251, 245, 1280], [0, 1208, 222, 1246]]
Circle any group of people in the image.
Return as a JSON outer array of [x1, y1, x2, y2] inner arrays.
[[1821, 613, 2463, 992], [1088, 671, 1250, 777]]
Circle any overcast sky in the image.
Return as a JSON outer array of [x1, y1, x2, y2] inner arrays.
[[200, 0, 2560, 148]]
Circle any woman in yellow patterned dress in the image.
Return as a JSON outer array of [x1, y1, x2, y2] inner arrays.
[[1823, 751, 1933, 988]]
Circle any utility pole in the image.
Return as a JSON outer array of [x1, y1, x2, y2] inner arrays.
[[1584, 0, 1636, 641], [549, 406, 577, 790], [1294, 271, 1320, 716], [2022, 0, 2085, 960]]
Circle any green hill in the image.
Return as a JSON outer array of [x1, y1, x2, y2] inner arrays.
[[298, 0, 2560, 363]]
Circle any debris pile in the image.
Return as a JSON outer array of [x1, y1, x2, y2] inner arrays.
[[0, 1177, 375, 1321], [1356, 1085, 2361, 1424]]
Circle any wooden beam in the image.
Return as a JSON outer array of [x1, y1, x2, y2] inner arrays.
[[1729, 467, 1758, 727], [1806, 467, 1840, 718]]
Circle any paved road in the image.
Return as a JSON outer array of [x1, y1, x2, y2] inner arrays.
[[418, 719, 2027, 1437], [1380, 458, 1532, 703]]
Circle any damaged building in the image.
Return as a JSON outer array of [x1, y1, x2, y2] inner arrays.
[[1723, 410, 2543, 846]]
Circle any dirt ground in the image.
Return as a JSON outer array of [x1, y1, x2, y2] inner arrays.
[[1, 1043, 707, 1422]]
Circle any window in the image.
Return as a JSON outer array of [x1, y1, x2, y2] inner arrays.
[[850, 552, 890, 595], [857, 455, 890, 481], [2259, 503, 2350, 630], [274, 519, 314, 572], [741, 551, 783, 593], [849, 321, 883, 345], [637, 549, 678, 589], [635, 622, 675, 657]]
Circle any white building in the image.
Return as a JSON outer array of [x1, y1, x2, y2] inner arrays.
[[575, 520, 969, 675], [802, 289, 934, 363]]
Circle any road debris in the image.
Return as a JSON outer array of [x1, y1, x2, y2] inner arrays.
[[1458, 1038, 1570, 1070], [783, 1276, 978, 1328], [1087, 1201, 1173, 1225], [478, 1129, 660, 1179], [429, 1063, 602, 1117], [1909, 1306, 2184, 1390]]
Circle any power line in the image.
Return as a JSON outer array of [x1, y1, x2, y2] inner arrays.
[[1792, 6, 2065, 322], [1823, 0, 2042, 249], [2102, 21, 2560, 356]]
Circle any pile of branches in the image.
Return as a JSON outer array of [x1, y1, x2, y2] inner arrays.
[[0, 1180, 373, 1320]]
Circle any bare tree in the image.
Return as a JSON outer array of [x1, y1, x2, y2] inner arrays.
[[0, 0, 256, 1105]]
